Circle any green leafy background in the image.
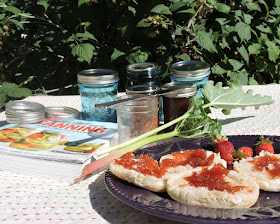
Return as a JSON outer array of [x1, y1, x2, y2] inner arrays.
[[0, 0, 279, 108]]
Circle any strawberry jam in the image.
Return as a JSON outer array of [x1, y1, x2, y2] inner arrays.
[[160, 149, 214, 174], [249, 154, 280, 178], [182, 164, 249, 194], [114, 152, 162, 178]]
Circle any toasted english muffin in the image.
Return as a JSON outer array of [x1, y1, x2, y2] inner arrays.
[[109, 152, 166, 192], [159, 149, 227, 180], [233, 151, 280, 192], [166, 164, 259, 208]]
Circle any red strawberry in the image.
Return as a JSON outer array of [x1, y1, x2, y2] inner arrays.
[[255, 136, 274, 155], [212, 134, 234, 165], [233, 147, 253, 160]]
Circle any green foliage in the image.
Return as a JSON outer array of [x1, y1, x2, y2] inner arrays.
[[202, 81, 274, 114], [175, 97, 222, 139], [0, 82, 32, 108], [0, 0, 279, 103]]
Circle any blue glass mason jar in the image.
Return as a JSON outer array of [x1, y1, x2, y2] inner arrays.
[[77, 69, 119, 122], [169, 61, 210, 98]]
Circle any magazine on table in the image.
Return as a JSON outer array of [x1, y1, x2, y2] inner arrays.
[[0, 119, 118, 164]]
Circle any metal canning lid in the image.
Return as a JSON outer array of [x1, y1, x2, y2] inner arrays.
[[77, 69, 119, 84], [127, 62, 158, 72], [127, 62, 158, 77], [5, 101, 46, 124], [161, 82, 197, 98], [5, 100, 45, 113], [45, 106, 79, 121], [6, 115, 45, 124], [170, 61, 210, 79]]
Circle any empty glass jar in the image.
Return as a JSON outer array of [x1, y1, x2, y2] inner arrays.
[[169, 61, 210, 97], [117, 96, 159, 143], [126, 62, 160, 93], [77, 69, 119, 122], [126, 62, 164, 121]]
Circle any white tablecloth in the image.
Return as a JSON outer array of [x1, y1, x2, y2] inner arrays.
[[1, 84, 280, 224]]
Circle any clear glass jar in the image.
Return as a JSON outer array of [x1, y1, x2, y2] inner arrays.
[[169, 61, 210, 97], [126, 62, 160, 91], [77, 69, 119, 122], [126, 62, 164, 122], [162, 82, 197, 131], [117, 96, 159, 143]]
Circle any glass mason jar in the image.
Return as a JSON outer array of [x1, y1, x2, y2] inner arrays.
[[77, 69, 119, 122], [169, 61, 210, 98], [117, 96, 159, 143], [162, 82, 197, 131], [126, 62, 160, 91], [126, 62, 163, 122]]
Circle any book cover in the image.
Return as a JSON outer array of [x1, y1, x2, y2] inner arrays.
[[0, 119, 118, 164]]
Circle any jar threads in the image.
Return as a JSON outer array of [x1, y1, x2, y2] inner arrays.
[[169, 61, 210, 97], [77, 69, 119, 122]]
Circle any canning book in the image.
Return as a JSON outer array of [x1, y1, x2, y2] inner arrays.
[[0, 119, 118, 164]]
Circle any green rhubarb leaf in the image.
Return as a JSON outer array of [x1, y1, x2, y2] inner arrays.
[[175, 98, 222, 139], [201, 81, 274, 114]]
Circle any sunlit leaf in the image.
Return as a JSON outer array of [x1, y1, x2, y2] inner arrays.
[[237, 45, 249, 64], [78, 0, 90, 7], [228, 59, 244, 71], [266, 40, 280, 62], [37, 0, 49, 10], [196, 31, 217, 53], [235, 22, 251, 42], [125, 47, 149, 64], [177, 53, 191, 61], [248, 43, 262, 55], [111, 48, 125, 61], [202, 81, 274, 114], [150, 4, 172, 15], [72, 43, 95, 64], [137, 19, 152, 27]]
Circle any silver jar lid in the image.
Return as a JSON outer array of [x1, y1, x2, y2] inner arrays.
[[5, 101, 45, 124], [127, 62, 158, 73], [45, 106, 79, 121], [77, 69, 119, 84], [161, 82, 197, 98], [170, 61, 210, 79]]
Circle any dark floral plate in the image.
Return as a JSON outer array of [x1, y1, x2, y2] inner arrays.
[[104, 135, 280, 224]]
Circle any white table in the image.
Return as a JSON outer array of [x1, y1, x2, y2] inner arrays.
[[0, 84, 280, 224]]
